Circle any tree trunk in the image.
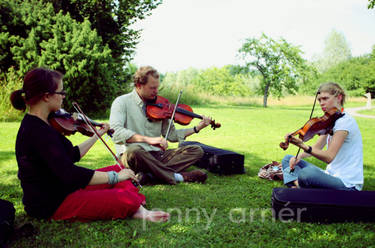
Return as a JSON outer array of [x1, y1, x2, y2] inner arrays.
[[263, 82, 270, 107]]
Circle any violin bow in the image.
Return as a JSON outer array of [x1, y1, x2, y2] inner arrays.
[[72, 101, 142, 188], [291, 91, 320, 171], [164, 90, 183, 141]]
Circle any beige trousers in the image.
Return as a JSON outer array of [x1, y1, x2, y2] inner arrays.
[[122, 144, 204, 184]]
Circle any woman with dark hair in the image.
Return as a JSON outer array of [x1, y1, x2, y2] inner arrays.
[[11, 67, 169, 222], [281, 82, 363, 191]]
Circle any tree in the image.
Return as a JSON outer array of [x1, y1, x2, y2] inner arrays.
[[175, 67, 200, 87], [44, 0, 161, 63], [0, 0, 162, 116], [296, 60, 319, 95], [37, 13, 117, 114], [238, 33, 311, 107], [161, 66, 256, 99], [314, 29, 352, 72], [0, 0, 27, 72], [42, 0, 162, 96], [369, 0, 375, 9], [1, 1, 117, 115], [194, 66, 253, 97], [318, 55, 375, 96]]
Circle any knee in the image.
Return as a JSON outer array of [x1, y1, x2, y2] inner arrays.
[[281, 154, 293, 169], [122, 146, 145, 167], [195, 146, 204, 159], [187, 145, 204, 158], [126, 146, 145, 159], [298, 167, 316, 187]]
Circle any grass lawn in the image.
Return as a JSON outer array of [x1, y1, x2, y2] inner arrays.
[[1, 104, 375, 247], [358, 108, 375, 116]]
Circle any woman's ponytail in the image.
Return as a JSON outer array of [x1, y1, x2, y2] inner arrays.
[[9, 68, 63, 111], [10, 89, 26, 111]]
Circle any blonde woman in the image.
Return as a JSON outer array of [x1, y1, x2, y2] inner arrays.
[[281, 82, 363, 190]]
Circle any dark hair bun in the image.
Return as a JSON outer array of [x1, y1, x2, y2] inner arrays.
[[10, 89, 26, 111]]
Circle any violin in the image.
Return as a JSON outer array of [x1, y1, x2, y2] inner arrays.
[[48, 109, 114, 137], [279, 107, 344, 150], [145, 95, 221, 129]]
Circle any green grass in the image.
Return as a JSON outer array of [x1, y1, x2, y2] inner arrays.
[[1, 105, 375, 247]]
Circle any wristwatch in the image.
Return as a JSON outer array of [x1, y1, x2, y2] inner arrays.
[[305, 146, 312, 154], [193, 126, 199, 133]]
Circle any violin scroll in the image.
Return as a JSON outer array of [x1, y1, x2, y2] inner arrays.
[[210, 120, 221, 130], [279, 136, 292, 150]]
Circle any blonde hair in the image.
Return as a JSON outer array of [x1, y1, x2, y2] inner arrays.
[[318, 82, 346, 106], [133, 66, 159, 86]]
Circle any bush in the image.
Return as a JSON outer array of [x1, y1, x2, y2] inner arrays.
[[0, 67, 24, 121], [37, 13, 118, 116], [0, 1, 126, 117], [161, 66, 256, 100]]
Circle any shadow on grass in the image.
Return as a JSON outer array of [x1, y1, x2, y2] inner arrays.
[[0, 150, 16, 163], [0, 182, 22, 200]]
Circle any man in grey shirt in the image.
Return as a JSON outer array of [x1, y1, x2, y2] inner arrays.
[[109, 66, 212, 185]]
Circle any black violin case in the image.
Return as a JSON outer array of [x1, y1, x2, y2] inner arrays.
[[179, 141, 245, 175], [271, 187, 375, 223], [0, 199, 15, 246]]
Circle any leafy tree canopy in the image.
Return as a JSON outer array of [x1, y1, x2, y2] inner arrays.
[[162, 66, 255, 97], [238, 33, 315, 107], [0, 0, 161, 116], [43, 0, 161, 63], [313, 29, 352, 73], [318, 54, 375, 97], [369, 0, 375, 9]]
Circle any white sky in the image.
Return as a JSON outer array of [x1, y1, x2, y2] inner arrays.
[[131, 0, 375, 73]]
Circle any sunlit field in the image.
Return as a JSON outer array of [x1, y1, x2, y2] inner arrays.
[[1, 99, 374, 247]]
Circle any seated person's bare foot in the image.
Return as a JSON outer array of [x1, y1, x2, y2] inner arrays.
[[132, 206, 170, 222], [292, 180, 299, 188]]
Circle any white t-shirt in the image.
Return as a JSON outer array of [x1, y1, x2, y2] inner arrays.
[[325, 111, 364, 190]]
